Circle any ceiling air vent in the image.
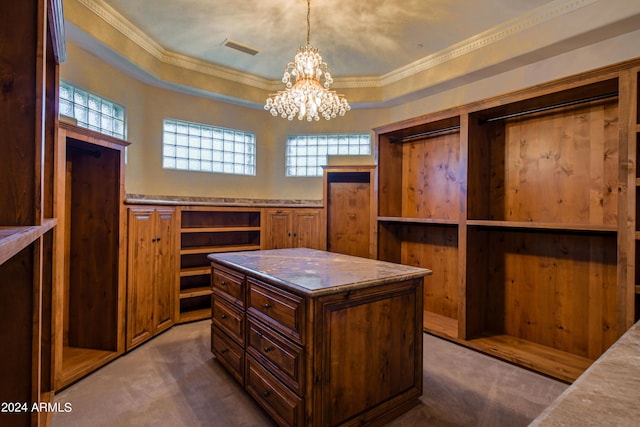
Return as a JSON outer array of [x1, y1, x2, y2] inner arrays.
[[222, 39, 260, 56]]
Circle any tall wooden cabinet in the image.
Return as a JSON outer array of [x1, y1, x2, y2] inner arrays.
[[0, 1, 64, 425], [53, 123, 129, 390], [263, 208, 324, 250], [375, 59, 640, 382], [126, 207, 177, 350], [323, 166, 377, 258]]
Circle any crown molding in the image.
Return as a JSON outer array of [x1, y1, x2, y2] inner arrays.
[[379, 0, 596, 86], [75, 0, 274, 90], [74, 0, 597, 92]]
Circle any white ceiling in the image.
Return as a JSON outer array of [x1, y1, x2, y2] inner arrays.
[[98, 0, 555, 81]]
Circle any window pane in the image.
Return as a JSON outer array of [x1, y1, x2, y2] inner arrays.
[[161, 118, 255, 176], [285, 134, 370, 177], [59, 82, 126, 139]]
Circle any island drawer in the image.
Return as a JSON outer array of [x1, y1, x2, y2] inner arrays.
[[247, 318, 304, 394], [211, 324, 244, 385], [247, 277, 305, 343], [212, 297, 245, 345], [212, 263, 245, 307], [246, 355, 303, 427]]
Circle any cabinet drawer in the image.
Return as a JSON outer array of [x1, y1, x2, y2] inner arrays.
[[212, 297, 244, 345], [247, 277, 304, 343], [212, 264, 245, 307], [246, 355, 303, 427], [247, 319, 304, 394], [211, 324, 244, 385]]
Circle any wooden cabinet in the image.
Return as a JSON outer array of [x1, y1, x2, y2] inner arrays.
[[375, 59, 640, 382], [53, 123, 129, 390], [209, 249, 427, 427], [634, 67, 640, 324], [323, 165, 376, 258], [179, 207, 261, 323], [0, 2, 64, 423], [126, 207, 177, 350], [263, 208, 324, 250]]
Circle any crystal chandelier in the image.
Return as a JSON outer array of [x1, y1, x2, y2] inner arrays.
[[264, 0, 350, 121]]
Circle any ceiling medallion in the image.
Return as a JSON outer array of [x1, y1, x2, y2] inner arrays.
[[264, 0, 350, 121]]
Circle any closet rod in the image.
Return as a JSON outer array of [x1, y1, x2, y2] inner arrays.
[[390, 125, 461, 143], [480, 92, 618, 124]]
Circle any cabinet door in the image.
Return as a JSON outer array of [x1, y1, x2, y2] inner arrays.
[[153, 208, 177, 333], [264, 209, 293, 249], [294, 209, 323, 250], [126, 208, 155, 349]]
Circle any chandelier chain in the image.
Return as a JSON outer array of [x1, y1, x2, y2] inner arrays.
[[306, 0, 311, 46]]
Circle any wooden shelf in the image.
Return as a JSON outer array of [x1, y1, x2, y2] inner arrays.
[[466, 220, 617, 232], [180, 286, 212, 299], [375, 71, 635, 383], [636, 285, 640, 294], [180, 266, 211, 277], [464, 335, 593, 383], [377, 216, 459, 225], [0, 219, 57, 265], [181, 244, 261, 255], [59, 346, 120, 390], [424, 311, 458, 338], [181, 226, 261, 233], [177, 307, 211, 324]]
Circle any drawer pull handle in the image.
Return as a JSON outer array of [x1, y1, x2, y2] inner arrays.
[[264, 303, 271, 309], [220, 348, 229, 354], [263, 346, 272, 353], [221, 314, 227, 319], [220, 280, 227, 286], [263, 391, 270, 398]]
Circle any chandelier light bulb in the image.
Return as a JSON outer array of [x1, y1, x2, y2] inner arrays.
[[264, 0, 350, 121]]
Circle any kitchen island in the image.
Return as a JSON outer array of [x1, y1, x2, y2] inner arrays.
[[208, 248, 431, 427]]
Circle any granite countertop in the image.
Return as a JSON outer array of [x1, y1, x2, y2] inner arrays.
[[531, 319, 640, 426], [125, 194, 323, 208], [208, 248, 431, 296]]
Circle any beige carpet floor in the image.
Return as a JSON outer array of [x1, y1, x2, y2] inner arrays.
[[52, 320, 567, 427]]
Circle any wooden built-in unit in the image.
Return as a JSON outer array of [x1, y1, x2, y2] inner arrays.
[[633, 66, 640, 324], [126, 206, 178, 350], [263, 208, 324, 250], [178, 207, 262, 323], [209, 249, 428, 426], [0, 0, 65, 424], [375, 58, 640, 383], [323, 165, 377, 258], [53, 122, 129, 390]]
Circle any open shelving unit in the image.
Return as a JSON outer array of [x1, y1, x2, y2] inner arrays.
[[178, 207, 262, 323], [1, 1, 65, 423], [375, 59, 640, 383], [377, 116, 462, 338], [54, 123, 129, 390]]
